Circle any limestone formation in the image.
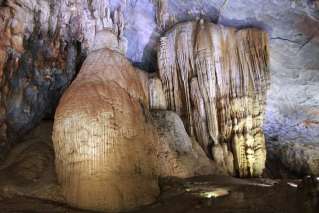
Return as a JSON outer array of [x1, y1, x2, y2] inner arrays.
[[155, 0, 169, 31], [113, 6, 125, 39], [149, 77, 167, 110], [151, 111, 221, 178], [52, 46, 159, 211], [156, 20, 270, 177], [0, 122, 63, 203]]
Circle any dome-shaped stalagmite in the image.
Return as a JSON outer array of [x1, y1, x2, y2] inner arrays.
[[52, 44, 159, 212], [156, 20, 270, 177]]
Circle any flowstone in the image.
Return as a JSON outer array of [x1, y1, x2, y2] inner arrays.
[[155, 20, 270, 177]]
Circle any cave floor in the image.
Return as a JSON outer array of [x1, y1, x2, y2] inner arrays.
[[0, 121, 317, 213], [0, 175, 316, 213]]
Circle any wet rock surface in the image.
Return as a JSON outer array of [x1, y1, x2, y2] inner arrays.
[[155, 20, 270, 177]]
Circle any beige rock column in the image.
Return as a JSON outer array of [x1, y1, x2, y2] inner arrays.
[[52, 29, 159, 212]]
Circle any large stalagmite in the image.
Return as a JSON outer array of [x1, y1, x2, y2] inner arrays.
[[52, 29, 160, 211], [51, 3, 161, 211], [156, 20, 270, 177]]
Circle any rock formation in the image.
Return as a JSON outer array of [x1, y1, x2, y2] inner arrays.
[[155, 0, 169, 31], [0, 3, 317, 211], [50, 12, 168, 208], [52, 46, 159, 211], [0, 122, 63, 203], [1, 1, 318, 177], [149, 76, 167, 110], [156, 20, 270, 177], [151, 111, 221, 177], [52, 13, 226, 211]]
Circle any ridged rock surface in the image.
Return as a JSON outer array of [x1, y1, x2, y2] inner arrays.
[[52, 47, 159, 212], [151, 111, 220, 177], [156, 20, 270, 177]]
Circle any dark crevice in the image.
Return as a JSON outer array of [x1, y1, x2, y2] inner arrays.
[[270, 36, 302, 45]]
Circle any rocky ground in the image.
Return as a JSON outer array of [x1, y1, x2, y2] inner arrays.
[[0, 175, 317, 213]]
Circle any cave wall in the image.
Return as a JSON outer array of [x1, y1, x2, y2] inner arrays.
[[0, 0, 130, 154], [0, 0, 87, 154]]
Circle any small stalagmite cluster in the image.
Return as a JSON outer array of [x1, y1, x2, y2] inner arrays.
[[154, 20, 270, 177]]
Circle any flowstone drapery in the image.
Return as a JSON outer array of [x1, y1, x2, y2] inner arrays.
[[155, 20, 270, 177]]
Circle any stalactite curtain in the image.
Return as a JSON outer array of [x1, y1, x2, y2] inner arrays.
[[157, 20, 270, 177]]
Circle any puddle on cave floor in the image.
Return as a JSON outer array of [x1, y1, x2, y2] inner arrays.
[[0, 121, 317, 213]]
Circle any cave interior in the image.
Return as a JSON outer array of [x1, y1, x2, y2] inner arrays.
[[0, 0, 318, 212]]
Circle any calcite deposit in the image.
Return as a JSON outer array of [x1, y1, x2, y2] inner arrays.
[[152, 111, 219, 177], [156, 20, 270, 177], [52, 43, 159, 211], [52, 14, 227, 210]]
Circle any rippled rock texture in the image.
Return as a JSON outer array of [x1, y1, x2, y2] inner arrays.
[[151, 110, 219, 177], [155, 20, 270, 177], [52, 42, 161, 211], [154, 0, 319, 177]]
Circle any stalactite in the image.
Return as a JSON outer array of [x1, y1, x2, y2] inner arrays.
[[194, 20, 219, 146], [190, 78, 210, 154], [155, 0, 169, 31], [155, 20, 270, 177], [176, 29, 193, 135]]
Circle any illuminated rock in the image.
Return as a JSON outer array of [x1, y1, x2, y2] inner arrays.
[[52, 45, 159, 212], [151, 111, 219, 178], [156, 20, 270, 177], [149, 77, 167, 110]]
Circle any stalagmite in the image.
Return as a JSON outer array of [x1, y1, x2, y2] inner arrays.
[[155, 20, 270, 177], [52, 47, 160, 212], [52, 14, 160, 210]]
